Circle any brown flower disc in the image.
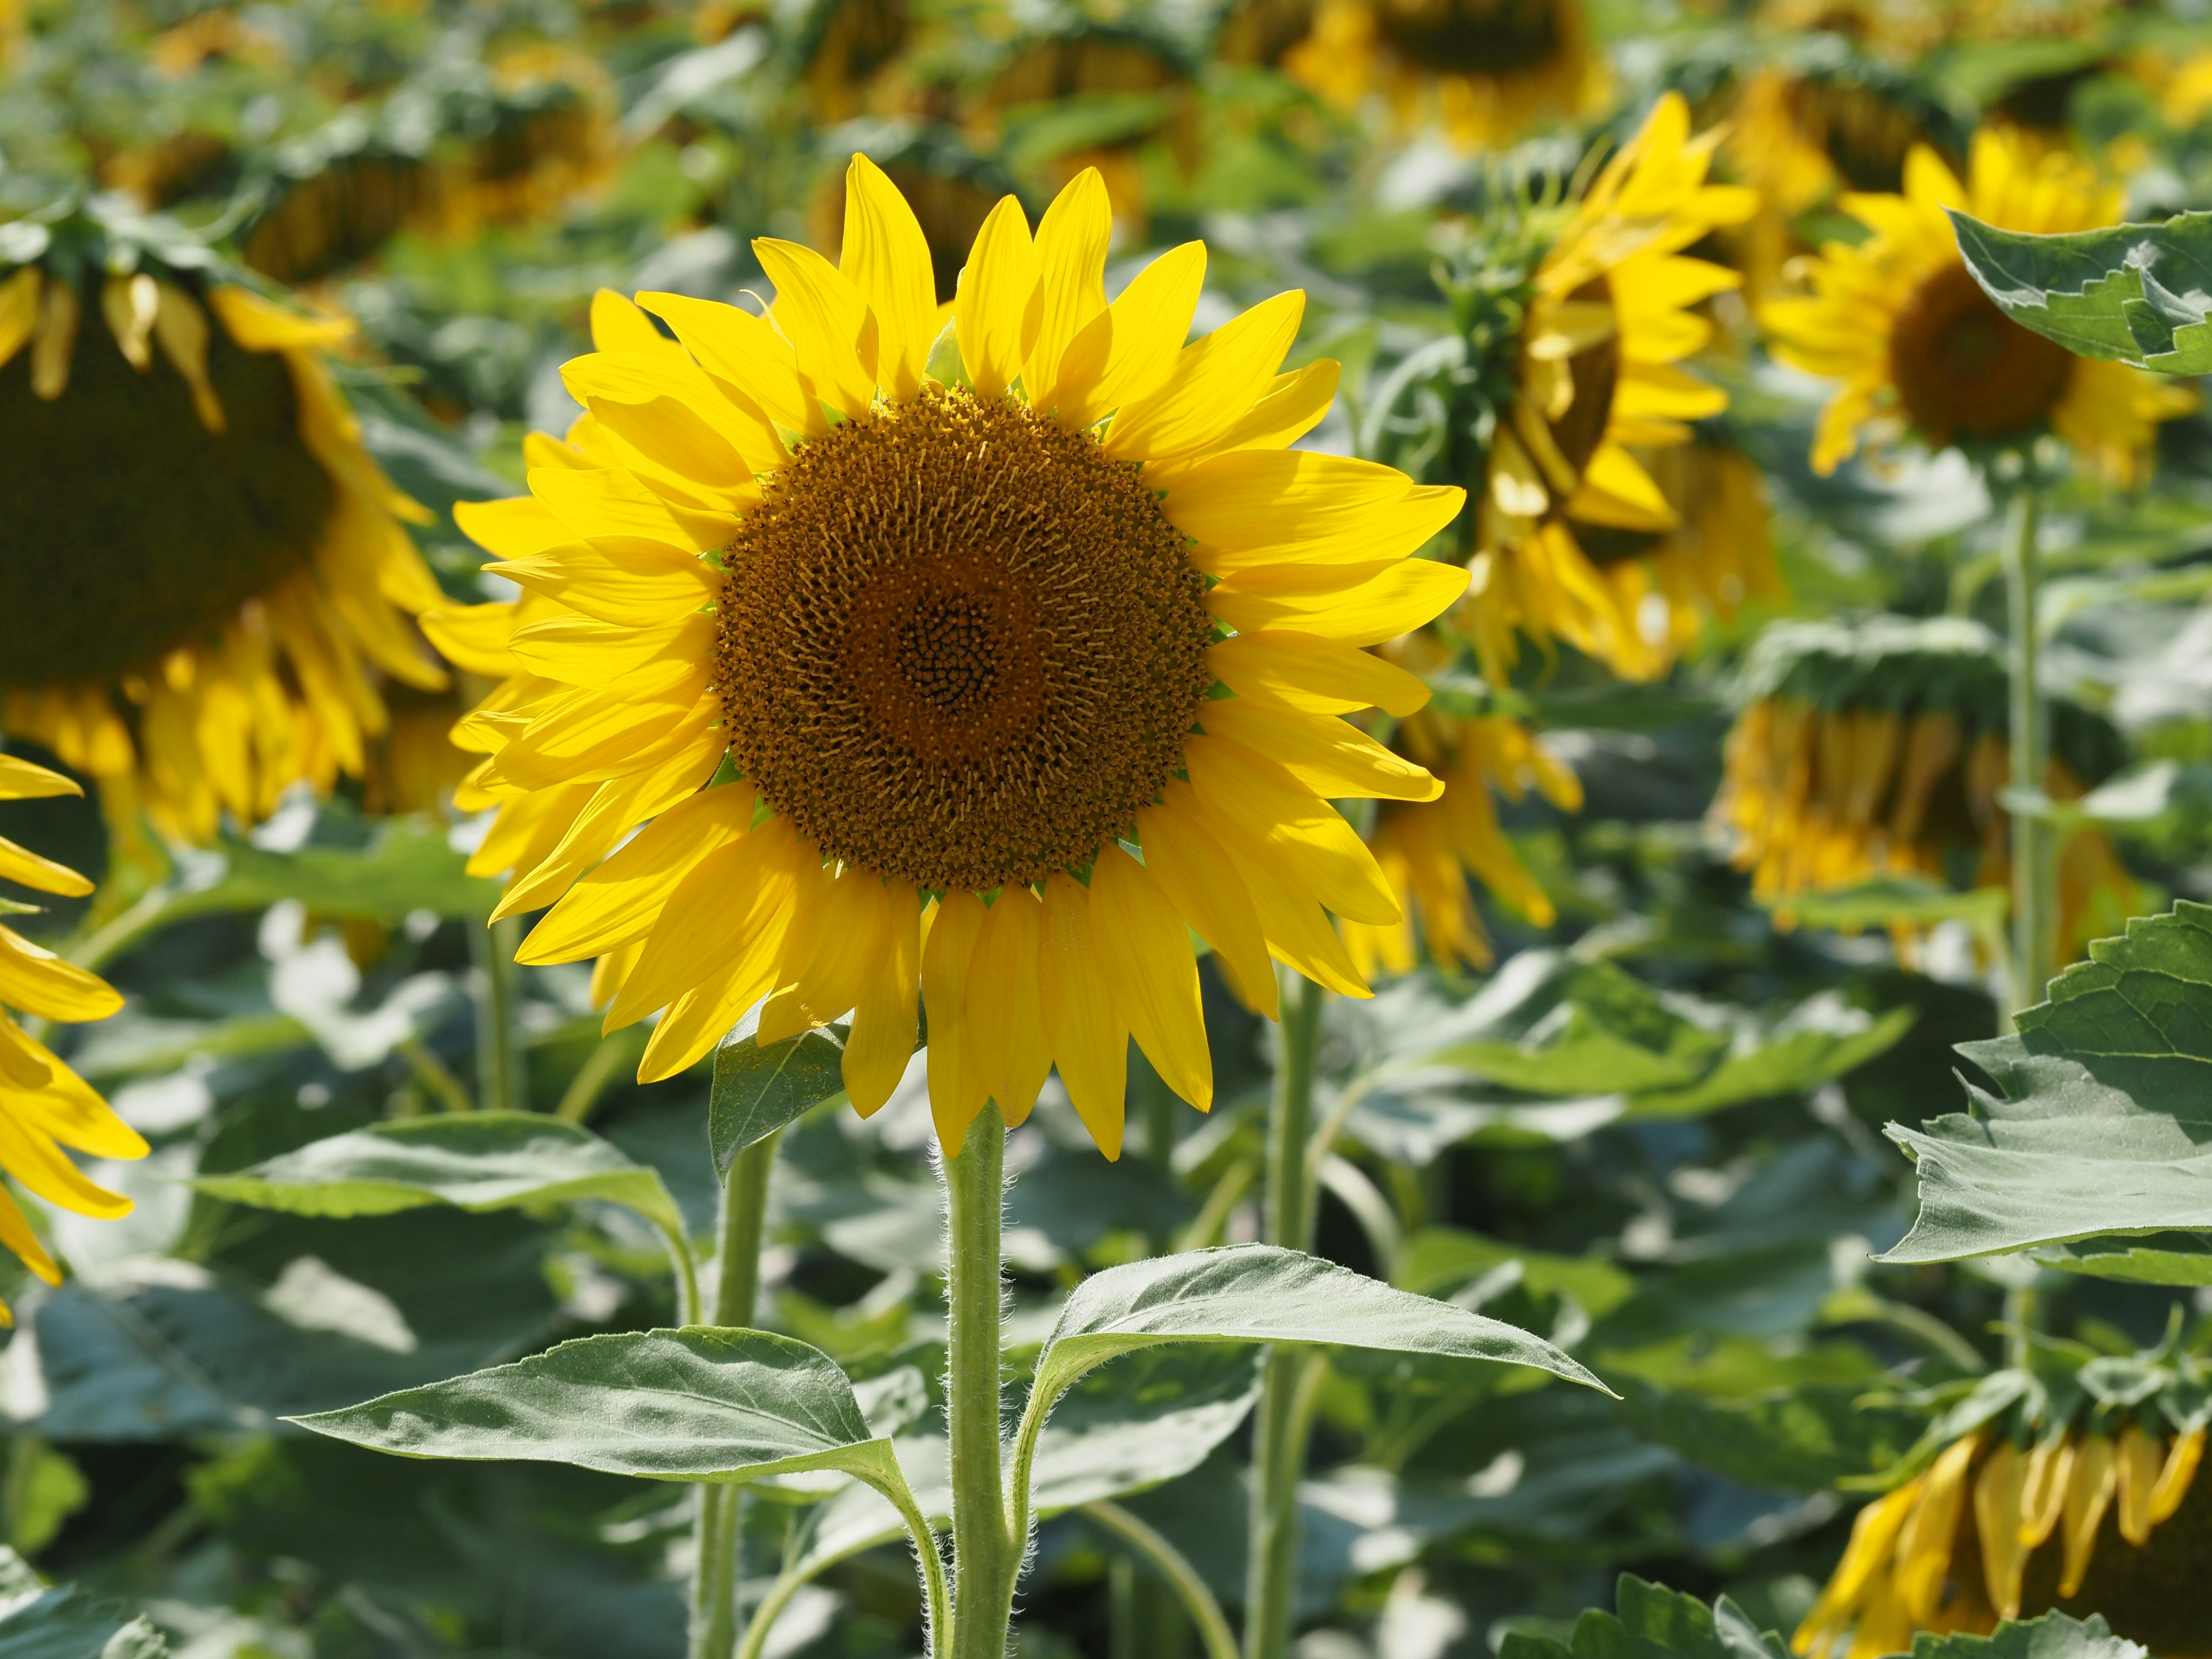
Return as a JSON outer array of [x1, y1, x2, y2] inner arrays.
[[1889, 260, 2074, 445], [717, 384, 1215, 893]]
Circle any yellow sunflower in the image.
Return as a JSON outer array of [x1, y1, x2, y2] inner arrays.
[[1463, 93, 1758, 687], [1762, 127, 2196, 486], [455, 156, 1468, 1158], [0, 232, 448, 854], [1800, 1417, 2212, 1659], [1283, 0, 1606, 150], [0, 754, 147, 1324]]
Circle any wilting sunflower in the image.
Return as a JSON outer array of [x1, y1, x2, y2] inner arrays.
[[1799, 1346, 2212, 1658], [0, 755, 147, 1324], [0, 214, 448, 853], [1762, 126, 2196, 486], [1284, 0, 1605, 150], [1713, 616, 2141, 964], [457, 156, 1468, 1157], [1433, 94, 1758, 686], [1340, 647, 1581, 978]]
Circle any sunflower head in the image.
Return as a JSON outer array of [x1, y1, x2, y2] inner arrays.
[[0, 201, 446, 847], [1714, 616, 2139, 961], [1763, 126, 2197, 484], [460, 154, 1472, 1157], [1801, 1339, 2212, 1659]]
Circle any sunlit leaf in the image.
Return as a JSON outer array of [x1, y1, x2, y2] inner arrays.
[[1949, 208, 2212, 374]]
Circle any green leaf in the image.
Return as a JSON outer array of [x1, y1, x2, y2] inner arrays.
[[2029, 1237, 2212, 1285], [1949, 208, 2212, 374], [290, 1328, 900, 1490], [0, 1574, 170, 1659], [1029, 1243, 1612, 1414], [1764, 877, 2010, 934], [709, 1012, 854, 1177], [1499, 1574, 1786, 1659], [1626, 998, 1915, 1119], [1419, 954, 1730, 1096], [1395, 1227, 1636, 1321], [1881, 902, 2212, 1266], [192, 1113, 685, 1240], [1902, 1612, 2146, 1659], [1612, 1377, 1923, 1493], [181, 819, 499, 923]]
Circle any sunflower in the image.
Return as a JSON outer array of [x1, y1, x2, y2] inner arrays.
[[1283, 0, 1605, 149], [456, 156, 1468, 1158], [1762, 127, 2196, 486], [0, 216, 448, 855], [1452, 94, 1758, 687], [1712, 616, 2142, 965], [0, 754, 147, 1325], [797, 0, 913, 123], [1340, 667, 1581, 979], [1798, 1359, 2212, 1659]]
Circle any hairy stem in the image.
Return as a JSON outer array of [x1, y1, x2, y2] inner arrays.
[[2004, 484, 2050, 1016], [474, 914, 525, 1112], [946, 1105, 1014, 1659]]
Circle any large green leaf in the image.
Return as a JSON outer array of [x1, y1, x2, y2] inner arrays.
[[0, 1547, 168, 1659], [1881, 903, 2212, 1268], [1612, 1377, 1923, 1493], [1949, 208, 2212, 375], [1418, 953, 1730, 1096], [291, 1328, 902, 1491], [1028, 1243, 1611, 1413], [1902, 1613, 2146, 1659], [1626, 996, 1915, 1119], [1501, 1575, 1785, 1659], [192, 1113, 685, 1239]]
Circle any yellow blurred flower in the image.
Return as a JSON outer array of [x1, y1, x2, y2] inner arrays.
[[1762, 127, 2196, 484]]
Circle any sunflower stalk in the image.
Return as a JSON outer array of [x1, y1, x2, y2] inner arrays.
[[474, 914, 525, 1113], [695, 1130, 781, 1659], [1245, 970, 1327, 1659], [945, 1104, 1015, 1659], [2002, 483, 2050, 1014]]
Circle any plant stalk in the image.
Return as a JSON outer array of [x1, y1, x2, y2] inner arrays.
[[694, 1131, 783, 1659], [2003, 484, 2051, 1015], [946, 1105, 1014, 1659], [474, 914, 525, 1112], [1244, 970, 1325, 1659]]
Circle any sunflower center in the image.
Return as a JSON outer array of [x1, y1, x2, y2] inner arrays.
[[718, 384, 1215, 893], [1542, 275, 1620, 489], [1889, 260, 2073, 444], [1374, 0, 1560, 74], [0, 290, 334, 690]]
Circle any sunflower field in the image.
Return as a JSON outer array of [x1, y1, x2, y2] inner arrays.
[[14, 0, 2212, 1656]]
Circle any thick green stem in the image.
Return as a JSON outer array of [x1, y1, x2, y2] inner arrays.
[[1245, 971, 1325, 1659], [474, 914, 525, 1112], [2003, 486, 2050, 1015], [946, 1105, 1015, 1659], [694, 1132, 782, 1659]]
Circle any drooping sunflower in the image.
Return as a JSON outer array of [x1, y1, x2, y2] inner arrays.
[[1762, 127, 2196, 486], [458, 156, 1468, 1158], [1283, 0, 1606, 150], [1712, 616, 2142, 965], [0, 211, 448, 853], [1340, 643, 1581, 979], [0, 754, 147, 1324], [1798, 1349, 2212, 1659], [1434, 94, 1759, 686]]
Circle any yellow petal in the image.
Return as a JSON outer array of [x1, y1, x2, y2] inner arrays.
[[1038, 872, 1128, 1158], [2116, 1423, 2164, 1546], [422, 601, 521, 677], [754, 237, 878, 419], [1793, 1478, 1922, 1658], [921, 891, 992, 1155], [2020, 1433, 2069, 1546], [0, 1184, 58, 1287], [1170, 449, 1438, 562], [1207, 630, 1430, 718], [518, 783, 757, 965], [1184, 735, 1402, 925], [0, 267, 40, 376], [635, 290, 816, 437], [2149, 1426, 2205, 1525], [0, 1110, 131, 1219], [1974, 1440, 2029, 1619], [1199, 698, 1442, 801], [1023, 169, 1112, 408], [590, 289, 672, 354], [456, 495, 575, 559], [0, 755, 81, 802], [0, 835, 92, 899], [840, 153, 938, 402], [609, 814, 804, 1029], [1090, 846, 1211, 1110], [529, 466, 732, 552], [1056, 240, 1206, 425], [0, 928, 125, 1024], [1209, 558, 1471, 644], [1168, 785, 1374, 999], [969, 885, 1052, 1127], [844, 880, 920, 1115], [491, 537, 720, 628], [1895, 1433, 1978, 1622], [953, 195, 1038, 402], [1105, 290, 1306, 463], [2058, 1433, 2117, 1599], [1136, 789, 1279, 1018]]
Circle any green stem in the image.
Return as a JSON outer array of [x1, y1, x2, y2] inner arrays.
[[399, 1035, 475, 1113], [556, 1028, 643, 1123], [2003, 484, 2050, 1016], [1084, 1501, 1237, 1659], [474, 914, 525, 1112], [946, 1105, 1015, 1659], [695, 1131, 782, 1659], [1245, 970, 1325, 1659]]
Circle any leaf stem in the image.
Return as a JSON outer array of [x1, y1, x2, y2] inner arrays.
[[945, 1104, 1014, 1659], [695, 1130, 783, 1659], [399, 1035, 475, 1114], [2004, 483, 2050, 1016], [474, 914, 525, 1112], [1245, 969, 1325, 1659], [556, 1028, 644, 1123], [1084, 1499, 1239, 1659]]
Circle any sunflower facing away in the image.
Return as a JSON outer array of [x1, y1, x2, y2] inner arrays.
[[0, 755, 146, 1324], [1463, 94, 1760, 686], [1713, 616, 2141, 965], [0, 225, 448, 855], [1798, 1364, 2212, 1659], [1284, 0, 1605, 150], [454, 155, 1468, 1157], [1762, 126, 2196, 484]]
